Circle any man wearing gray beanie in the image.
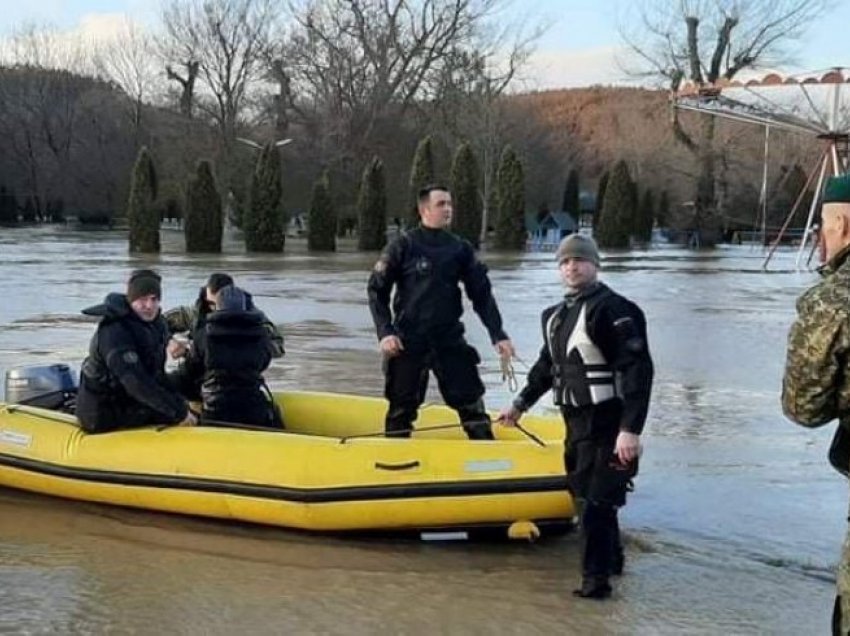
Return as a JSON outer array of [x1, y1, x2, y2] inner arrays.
[[499, 233, 654, 600]]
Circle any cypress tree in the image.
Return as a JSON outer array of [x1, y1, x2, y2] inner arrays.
[[357, 157, 387, 251], [307, 171, 336, 251], [634, 188, 655, 243], [595, 171, 610, 221], [185, 160, 223, 253], [562, 168, 580, 222], [657, 190, 671, 228], [450, 142, 482, 248], [408, 135, 435, 228], [245, 142, 285, 252], [127, 146, 160, 253], [595, 160, 634, 248], [493, 145, 526, 250]]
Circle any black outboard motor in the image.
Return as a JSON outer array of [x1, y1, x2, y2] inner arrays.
[[5, 364, 78, 412]]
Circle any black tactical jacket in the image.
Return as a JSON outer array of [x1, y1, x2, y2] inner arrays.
[[76, 293, 188, 433], [367, 226, 508, 346], [516, 283, 654, 435]]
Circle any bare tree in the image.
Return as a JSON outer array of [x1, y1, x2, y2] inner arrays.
[[0, 25, 94, 218], [93, 19, 161, 146], [165, 60, 201, 118], [431, 28, 539, 243], [279, 0, 519, 166], [0, 22, 91, 73], [160, 0, 280, 143], [621, 0, 828, 239]]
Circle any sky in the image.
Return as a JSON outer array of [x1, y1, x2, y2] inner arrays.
[[0, 0, 847, 90]]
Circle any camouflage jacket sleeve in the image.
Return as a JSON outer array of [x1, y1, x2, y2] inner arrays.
[[782, 283, 850, 428], [162, 305, 197, 335]]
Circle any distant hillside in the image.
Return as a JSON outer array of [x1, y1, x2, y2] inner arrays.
[[503, 85, 821, 230]]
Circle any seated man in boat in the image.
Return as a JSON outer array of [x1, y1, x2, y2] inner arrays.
[[367, 184, 515, 439], [164, 272, 284, 399], [76, 269, 196, 433], [180, 284, 282, 429]]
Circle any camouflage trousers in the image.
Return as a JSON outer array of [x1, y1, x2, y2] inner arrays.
[[838, 521, 850, 635]]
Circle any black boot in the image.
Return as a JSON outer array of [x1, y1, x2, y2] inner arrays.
[[385, 404, 416, 438], [457, 400, 494, 440], [611, 549, 625, 576], [572, 577, 612, 600], [578, 502, 617, 597]]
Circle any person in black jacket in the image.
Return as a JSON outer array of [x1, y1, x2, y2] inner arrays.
[[76, 269, 195, 433], [499, 234, 654, 600], [183, 285, 280, 428], [367, 184, 515, 439], [165, 272, 284, 400]]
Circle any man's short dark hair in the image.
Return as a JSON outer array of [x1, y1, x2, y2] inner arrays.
[[418, 184, 450, 205], [206, 272, 234, 293]]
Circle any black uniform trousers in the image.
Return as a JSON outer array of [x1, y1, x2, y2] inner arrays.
[[562, 401, 631, 582], [383, 339, 493, 439]]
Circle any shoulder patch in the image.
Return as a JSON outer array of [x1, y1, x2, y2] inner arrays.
[[123, 351, 140, 364]]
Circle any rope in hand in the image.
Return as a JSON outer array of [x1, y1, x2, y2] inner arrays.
[[500, 356, 518, 393]]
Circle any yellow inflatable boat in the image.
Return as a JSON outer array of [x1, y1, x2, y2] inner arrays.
[[0, 391, 573, 538]]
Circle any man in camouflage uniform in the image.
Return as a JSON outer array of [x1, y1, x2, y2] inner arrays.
[[165, 273, 284, 399], [782, 173, 850, 635]]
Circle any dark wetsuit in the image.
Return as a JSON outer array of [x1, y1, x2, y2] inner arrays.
[[515, 282, 653, 587], [367, 226, 508, 439]]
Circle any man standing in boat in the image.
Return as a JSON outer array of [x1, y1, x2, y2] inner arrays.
[[76, 269, 195, 433], [782, 173, 850, 635], [367, 184, 514, 440], [498, 234, 653, 600]]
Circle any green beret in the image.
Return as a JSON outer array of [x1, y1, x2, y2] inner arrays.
[[823, 174, 850, 204]]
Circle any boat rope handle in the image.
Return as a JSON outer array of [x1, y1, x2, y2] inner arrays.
[[374, 461, 421, 471]]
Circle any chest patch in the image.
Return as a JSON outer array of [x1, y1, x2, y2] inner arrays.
[[415, 257, 432, 275]]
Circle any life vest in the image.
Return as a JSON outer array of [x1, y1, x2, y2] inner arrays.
[[546, 288, 616, 408]]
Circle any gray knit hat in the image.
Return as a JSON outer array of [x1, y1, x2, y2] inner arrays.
[[555, 234, 600, 266]]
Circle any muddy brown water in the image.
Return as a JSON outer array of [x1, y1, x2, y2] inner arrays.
[[0, 227, 841, 634]]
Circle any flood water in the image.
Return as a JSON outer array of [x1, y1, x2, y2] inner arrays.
[[0, 226, 843, 634]]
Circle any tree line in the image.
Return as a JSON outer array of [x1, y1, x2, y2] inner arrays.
[[126, 133, 531, 253], [0, 0, 828, 249]]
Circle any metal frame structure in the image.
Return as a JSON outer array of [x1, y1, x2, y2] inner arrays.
[[674, 68, 850, 269]]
